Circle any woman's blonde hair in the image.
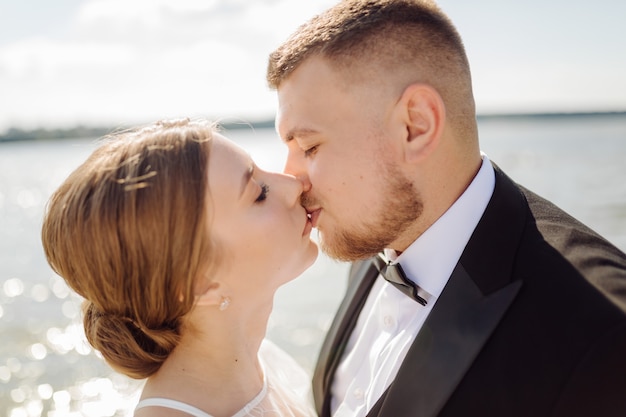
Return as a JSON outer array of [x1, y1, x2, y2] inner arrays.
[[42, 118, 218, 379]]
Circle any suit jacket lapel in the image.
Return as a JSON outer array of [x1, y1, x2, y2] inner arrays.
[[313, 259, 380, 416], [375, 263, 522, 417], [373, 163, 528, 417]]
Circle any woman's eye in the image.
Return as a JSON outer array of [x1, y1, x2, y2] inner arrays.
[[255, 183, 269, 203], [303, 145, 318, 158]]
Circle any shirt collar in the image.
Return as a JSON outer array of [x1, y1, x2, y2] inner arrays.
[[384, 153, 495, 298]]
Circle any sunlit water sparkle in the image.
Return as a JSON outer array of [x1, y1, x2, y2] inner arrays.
[[1, 115, 625, 416]]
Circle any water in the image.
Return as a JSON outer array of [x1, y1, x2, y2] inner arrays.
[[1, 114, 625, 416]]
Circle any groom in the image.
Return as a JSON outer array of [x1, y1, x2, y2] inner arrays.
[[267, 1, 626, 416]]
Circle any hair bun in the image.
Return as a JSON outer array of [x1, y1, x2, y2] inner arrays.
[[82, 302, 180, 379]]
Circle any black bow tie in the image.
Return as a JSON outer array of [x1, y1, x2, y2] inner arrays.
[[373, 254, 429, 306]]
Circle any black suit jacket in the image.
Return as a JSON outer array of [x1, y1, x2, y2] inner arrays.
[[313, 163, 626, 417]]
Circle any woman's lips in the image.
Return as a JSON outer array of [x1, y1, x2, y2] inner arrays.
[[303, 215, 313, 236], [307, 208, 321, 228]]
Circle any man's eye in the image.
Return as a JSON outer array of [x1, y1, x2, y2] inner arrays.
[[303, 145, 318, 157], [255, 183, 269, 203]]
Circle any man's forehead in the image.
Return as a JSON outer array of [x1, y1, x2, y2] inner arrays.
[[275, 109, 319, 144]]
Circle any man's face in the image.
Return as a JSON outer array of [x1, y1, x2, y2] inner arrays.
[[275, 56, 422, 261]]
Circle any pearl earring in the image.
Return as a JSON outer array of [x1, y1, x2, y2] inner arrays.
[[219, 296, 231, 311]]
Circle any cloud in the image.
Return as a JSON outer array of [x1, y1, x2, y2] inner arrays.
[[2, 0, 623, 131], [0, 38, 133, 78], [0, 0, 335, 130]]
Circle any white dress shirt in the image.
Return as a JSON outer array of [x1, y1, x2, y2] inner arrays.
[[330, 154, 496, 417]]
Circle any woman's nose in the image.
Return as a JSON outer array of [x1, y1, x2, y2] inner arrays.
[[284, 150, 306, 180], [276, 172, 306, 206]]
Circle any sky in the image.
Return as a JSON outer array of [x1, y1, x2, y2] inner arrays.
[[1, 0, 625, 132]]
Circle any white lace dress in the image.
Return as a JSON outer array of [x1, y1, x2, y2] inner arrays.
[[135, 339, 316, 417]]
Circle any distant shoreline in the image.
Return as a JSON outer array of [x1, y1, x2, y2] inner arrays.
[[1, 111, 624, 143]]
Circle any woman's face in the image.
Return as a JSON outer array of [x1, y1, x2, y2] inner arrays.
[[207, 133, 318, 299]]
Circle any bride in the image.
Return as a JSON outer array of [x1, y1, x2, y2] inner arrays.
[[41, 118, 318, 416]]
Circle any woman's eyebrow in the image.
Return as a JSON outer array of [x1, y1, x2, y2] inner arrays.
[[240, 164, 254, 198]]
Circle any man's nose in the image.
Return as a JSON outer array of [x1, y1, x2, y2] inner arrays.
[[283, 152, 311, 192], [278, 173, 306, 207]]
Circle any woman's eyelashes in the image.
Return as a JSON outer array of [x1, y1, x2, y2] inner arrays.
[[255, 183, 269, 203]]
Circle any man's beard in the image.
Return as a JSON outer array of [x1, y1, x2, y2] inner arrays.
[[310, 166, 422, 262]]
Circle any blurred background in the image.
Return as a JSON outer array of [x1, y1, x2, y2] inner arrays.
[[1, 1, 625, 416], [1, 0, 626, 131]]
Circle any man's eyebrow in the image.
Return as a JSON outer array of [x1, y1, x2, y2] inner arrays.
[[282, 127, 319, 143], [240, 164, 254, 198]]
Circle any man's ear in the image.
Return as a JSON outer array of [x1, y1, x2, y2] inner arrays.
[[398, 84, 446, 164]]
